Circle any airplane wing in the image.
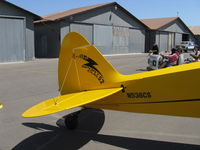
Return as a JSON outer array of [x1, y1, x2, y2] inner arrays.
[[22, 88, 122, 118]]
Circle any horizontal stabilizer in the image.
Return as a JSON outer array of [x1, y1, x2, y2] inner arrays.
[[22, 88, 122, 118]]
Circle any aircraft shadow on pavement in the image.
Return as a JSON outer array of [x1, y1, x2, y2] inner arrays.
[[13, 109, 200, 150]]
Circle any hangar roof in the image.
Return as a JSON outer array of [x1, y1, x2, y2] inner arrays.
[[38, 2, 114, 22], [141, 17, 178, 30], [34, 2, 148, 28], [141, 17, 194, 36], [189, 26, 200, 35]]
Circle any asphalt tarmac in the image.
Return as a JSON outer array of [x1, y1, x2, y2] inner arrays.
[[0, 54, 200, 150]]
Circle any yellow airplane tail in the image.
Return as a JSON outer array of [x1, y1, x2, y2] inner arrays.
[[23, 32, 123, 118], [22, 32, 200, 119], [58, 32, 122, 95]]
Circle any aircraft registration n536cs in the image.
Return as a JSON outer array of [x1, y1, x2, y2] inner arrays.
[[22, 32, 200, 129]]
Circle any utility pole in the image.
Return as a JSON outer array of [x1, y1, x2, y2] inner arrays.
[[177, 11, 179, 17]]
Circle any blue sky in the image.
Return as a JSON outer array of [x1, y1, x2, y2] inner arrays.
[[7, 0, 200, 26]]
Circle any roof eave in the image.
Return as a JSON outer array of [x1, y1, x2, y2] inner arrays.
[[34, 19, 54, 24], [38, 2, 116, 23], [2, 0, 41, 20], [35, 2, 149, 29], [156, 17, 178, 30], [57, 2, 116, 21]]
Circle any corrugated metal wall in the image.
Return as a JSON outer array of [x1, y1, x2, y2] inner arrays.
[[175, 33, 182, 45], [72, 5, 144, 29], [156, 33, 160, 46], [168, 32, 175, 50], [0, 16, 25, 62], [113, 26, 129, 54], [60, 22, 69, 42], [35, 22, 60, 58], [129, 28, 145, 53], [94, 25, 113, 54], [146, 30, 156, 52], [0, 1, 37, 62], [60, 23, 146, 54], [159, 31, 168, 51], [94, 25, 145, 54], [40, 35, 47, 57], [162, 21, 188, 34], [70, 23, 93, 43], [156, 31, 177, 51], [25, 19, 35, 60]]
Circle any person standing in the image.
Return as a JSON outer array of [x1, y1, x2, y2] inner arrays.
[[149, 43, 159, 55]]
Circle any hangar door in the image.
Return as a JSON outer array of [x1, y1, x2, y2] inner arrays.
[[129, 28, 145, 53], [70, 23, 93, 43], [159, 32, 168, 51], [94, 25, 145, 54], [175, 33, 182, 45], [168, 32, 175, 50], [113, 26, 129, 54], [0, 17, 25, 62], [94, 25, 113, 54]]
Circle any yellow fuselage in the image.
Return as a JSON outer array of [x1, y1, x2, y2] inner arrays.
[[86, 62, 200, 118]]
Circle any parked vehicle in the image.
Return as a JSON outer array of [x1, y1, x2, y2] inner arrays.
[[177, 41, 195, 52]]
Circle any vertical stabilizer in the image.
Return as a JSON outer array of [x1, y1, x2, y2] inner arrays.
[[58, 32, 121, 95]]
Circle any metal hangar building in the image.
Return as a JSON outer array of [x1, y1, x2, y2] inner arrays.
[[189, 26, 200, 46], [141, 17, 195, 51], [0, 0, 41, 62], [34, 2, 148, 58]]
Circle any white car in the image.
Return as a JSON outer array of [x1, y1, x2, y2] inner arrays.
[[177, 41, 195, 52]]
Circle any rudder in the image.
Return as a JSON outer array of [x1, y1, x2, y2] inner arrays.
[[58, 32, 121, 95]]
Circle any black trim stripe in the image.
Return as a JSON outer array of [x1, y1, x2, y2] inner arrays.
[[130, 99, 200, 104], [89, 99, 200, 106]]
